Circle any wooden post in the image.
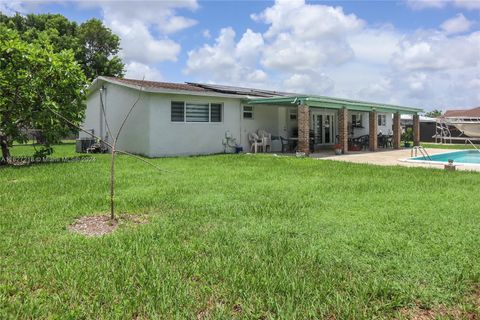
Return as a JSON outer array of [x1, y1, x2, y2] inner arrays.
[[297, 104, 310, 155], [413, 114, 420, 146], [369, 111, 378, 151], [338, 108, 348, 153], [393, 112, 401, 149]]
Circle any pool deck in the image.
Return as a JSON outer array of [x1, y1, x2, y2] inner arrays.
[[310, 148, 480, 172]]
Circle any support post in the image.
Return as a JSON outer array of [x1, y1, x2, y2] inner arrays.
[[369, 111, 378, 151], [297, 104, 310, 155], [338, 107, 348, 154], [393, 112, 401, 149], [413, 114, 420, 146]]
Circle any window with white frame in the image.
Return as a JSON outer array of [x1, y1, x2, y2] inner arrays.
[[377, 114, 386, 126], [243, 105, 254, 119], [171, 101, 223, 123]]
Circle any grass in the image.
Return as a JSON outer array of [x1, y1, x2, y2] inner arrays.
[[1, 144, 480, 319], [422, 142, 479, 150]]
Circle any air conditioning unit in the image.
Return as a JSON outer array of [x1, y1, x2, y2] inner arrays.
[[76, 137, 96, 153]]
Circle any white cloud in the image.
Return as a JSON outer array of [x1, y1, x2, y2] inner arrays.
[[453, 0, 480, 10], [441, 13, 472, 34], [94, 0, 198, 80], [202, 29, 211, 39], [406, 0, 480, 10], [124, 62, 163, 81], [405, 0, 447, 10], [107, 19, 180, 64], [185, 27, 269, 86], [392, 31, 480, 71]]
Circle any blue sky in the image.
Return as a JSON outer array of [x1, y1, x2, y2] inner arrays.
[[1, 0, 479, 110]]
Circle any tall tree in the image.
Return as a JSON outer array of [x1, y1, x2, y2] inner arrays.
[[0, 27, 86, 163], [76, 18, 124, 80], [0, 13, 124, 81]]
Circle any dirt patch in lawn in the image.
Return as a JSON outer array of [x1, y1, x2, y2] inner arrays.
[[397, 288, 480, 320], [69, 214, 148, 237]]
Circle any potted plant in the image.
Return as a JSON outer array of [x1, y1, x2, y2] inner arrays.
[[402, 127, 413, 148], [334, 143, 343, 155]]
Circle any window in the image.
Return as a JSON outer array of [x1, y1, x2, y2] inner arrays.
[[171, 101, 185, 122], [243, 106, 253, 119], [186, 103, 209, 122], [378, 114, 386, 126], [289, 109, 297, 120], [210, 103, 222, 122], [171, 101, 223, 123], [351, 114, 363, 127]]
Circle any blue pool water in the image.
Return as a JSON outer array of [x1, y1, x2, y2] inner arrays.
[[410, 150, 480, 164]]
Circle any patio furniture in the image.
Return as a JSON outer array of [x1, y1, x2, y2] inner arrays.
[[279, 136, 290, 153], [248, 132, 263, 153], [257, 129, 272, 152]]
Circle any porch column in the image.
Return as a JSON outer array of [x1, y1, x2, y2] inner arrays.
[[369, 111, 378, 151], [413, 114, 420, 146], [393, 112, 401, 149], [338, 107, 348, 154], [297, 104, 310, 154]]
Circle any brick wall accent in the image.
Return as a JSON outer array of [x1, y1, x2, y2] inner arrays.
[[369, 111, 378, 151], [297, 104, 310, 154], [393, 112, 401, 149], [413, 114, 420, 146], [338, 108, 348, 153]]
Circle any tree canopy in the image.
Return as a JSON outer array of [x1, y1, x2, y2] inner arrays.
[[0, 13, 124, 81], [0, 26, 86, 162]]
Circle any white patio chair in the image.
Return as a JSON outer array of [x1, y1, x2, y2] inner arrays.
[[248, 132, 263, 153], [257, 129, 272, 153]]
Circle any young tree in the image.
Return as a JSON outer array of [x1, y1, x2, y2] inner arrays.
[[0, 27, 86, 163]]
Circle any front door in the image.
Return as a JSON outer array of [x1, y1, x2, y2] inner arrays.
[[312, 111, 336, 148]]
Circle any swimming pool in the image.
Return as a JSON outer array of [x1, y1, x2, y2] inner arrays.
[[409, 150, 480, 165]]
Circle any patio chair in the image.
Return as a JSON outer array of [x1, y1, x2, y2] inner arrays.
[[360, 135, 369, 150], [248, 132, 263, 153], [257, 129, 272, 152]]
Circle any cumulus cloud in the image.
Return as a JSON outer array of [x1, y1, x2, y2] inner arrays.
[[392, 31, 480, 71], [185, 27, 268, 86], [441, 13, 472, 34], [124, 61, 163, 81], [92, 0, 198, 80]]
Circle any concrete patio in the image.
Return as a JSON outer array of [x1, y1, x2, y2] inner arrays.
[[310, 148, 480, 172]]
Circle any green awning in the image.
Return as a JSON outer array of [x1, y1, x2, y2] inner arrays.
[[244, 95, 422, 114]]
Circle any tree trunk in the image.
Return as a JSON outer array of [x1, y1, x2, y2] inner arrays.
[[110, 144, 116, 220], [0, 136, 11, 164]]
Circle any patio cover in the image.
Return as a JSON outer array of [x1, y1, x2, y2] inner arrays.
[[244, 95, 422, 114]]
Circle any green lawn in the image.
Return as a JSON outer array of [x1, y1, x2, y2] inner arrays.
[[422, 142, 479, 150], [1, 144, 480, 319]]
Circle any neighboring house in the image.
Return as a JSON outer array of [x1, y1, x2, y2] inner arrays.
[[81, 76, 422, 157]]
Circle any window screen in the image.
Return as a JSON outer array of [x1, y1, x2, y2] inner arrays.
[[186, 103, 209, 122], [171, 101, 185, 122], [210, 103, 222, 122], [243, 106, 253, 119]]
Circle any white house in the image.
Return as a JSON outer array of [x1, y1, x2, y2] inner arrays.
[[81, 76, 422, 157]]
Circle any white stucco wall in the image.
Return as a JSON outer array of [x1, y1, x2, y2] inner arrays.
[[81, 83, 150, 155], [148, 94, 242, 157]]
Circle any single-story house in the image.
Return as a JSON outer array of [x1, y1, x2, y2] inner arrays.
[[81, 76, 423, 157]]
